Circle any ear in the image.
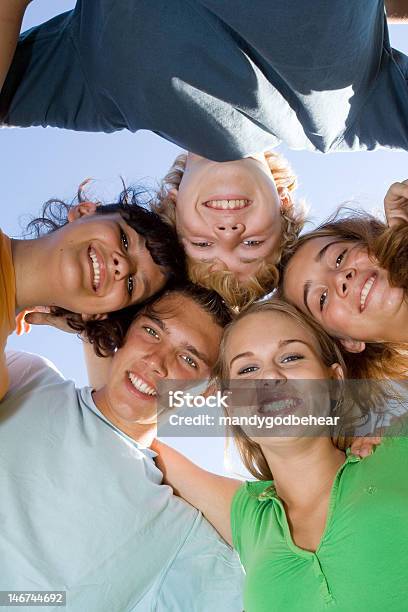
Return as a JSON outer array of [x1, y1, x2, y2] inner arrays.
[[330, 362, 344, 380], [276, 186, 292, 210], [203, 381, 219, 398], [339, 338, 366, 353], [67, 201, 99, 223], [167, 188, 179, 205]]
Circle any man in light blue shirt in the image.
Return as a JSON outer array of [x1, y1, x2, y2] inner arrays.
[[0, 286, 243, 611]]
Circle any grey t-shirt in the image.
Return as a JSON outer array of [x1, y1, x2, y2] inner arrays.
[[1, 1, 407, 160], [0, 351, 243, 611]]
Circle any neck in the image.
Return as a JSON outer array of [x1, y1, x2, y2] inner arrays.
[[261, 438, 345, 508], [11, 236, 61, 311], [383, 302, 408, 343], [92, 388, 156, 447]]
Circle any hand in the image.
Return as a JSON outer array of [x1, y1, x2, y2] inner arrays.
[[350, 436, 382, 458], [15, 309, 34, 336], [24, 307, 78, 334], [384, 180, 408, 229], [15, 306, 53, 336]]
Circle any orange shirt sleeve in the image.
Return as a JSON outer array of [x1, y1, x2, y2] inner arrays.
[[0, 230, 16, 399]]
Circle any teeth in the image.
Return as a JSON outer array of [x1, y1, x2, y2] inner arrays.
[[360, 276, 375, 311], [89, 248, 100, 289], [261, 399, 298, 413], [205, 199, 249, 210], [128, 373, 157, 397]]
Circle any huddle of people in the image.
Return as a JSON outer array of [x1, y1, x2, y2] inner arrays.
[[1, 1, 408, 611]]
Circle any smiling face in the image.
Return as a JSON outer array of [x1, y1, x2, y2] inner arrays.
[[48, 207, 167, 314], [173, 154, 283, 281], [283, 237, 407, 346], [224, 309, 340, 443], [100, 292, 223, 425]]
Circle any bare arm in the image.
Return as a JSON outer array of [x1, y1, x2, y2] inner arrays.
[[386, 0, 408, 22], [0, 0, 31, 93], [152, 439, 242, 545]]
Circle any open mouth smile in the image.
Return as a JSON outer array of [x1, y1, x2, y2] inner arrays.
[[360, 274, 376, 312], [88, 246, 105, 292], [258, 396, 302, 414], [127, 372, 157, 397]]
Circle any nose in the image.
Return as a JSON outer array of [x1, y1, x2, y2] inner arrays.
[[212, 222, 245, 244], [112, 252, 131, 280], [334, 267, 355, 297], [262, 371, 287, 383], [142, 350, 168, 378]]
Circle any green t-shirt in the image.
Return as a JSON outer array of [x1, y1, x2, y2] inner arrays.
[[231, 437, 408, 611]]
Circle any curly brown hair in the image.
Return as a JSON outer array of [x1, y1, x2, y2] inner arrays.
[[27, 182, 188, 334], [69, 283, 234, 358], [151, 151, 306, 310]]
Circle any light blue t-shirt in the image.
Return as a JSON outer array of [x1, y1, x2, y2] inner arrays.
[[0, 1, 408, 159], [0, 351, 243, 612]]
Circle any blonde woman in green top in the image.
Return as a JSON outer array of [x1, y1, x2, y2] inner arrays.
[[153, 299, 408, 612]]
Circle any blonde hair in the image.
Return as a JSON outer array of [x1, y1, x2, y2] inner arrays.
[[214, 299, 381, 481], [151, 152, 306, 310]]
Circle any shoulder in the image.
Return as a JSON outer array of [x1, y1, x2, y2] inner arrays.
[[230, 479, 274, 556], [232, 479, 274, 507], [6, 350, 66, 395]]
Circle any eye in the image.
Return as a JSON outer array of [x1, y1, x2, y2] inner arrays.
[[237, 365, 259, 375], [120, 228, 129, 251], [242, 240, 264, 247], [143, 326, 159, 340], [319, 290, 328, 312], [335, 249, 347, 268], [281, 354, 304, 364], [127, 275, 134, 296], [191, 241, 213, 248], [181, 355, 198, 369]]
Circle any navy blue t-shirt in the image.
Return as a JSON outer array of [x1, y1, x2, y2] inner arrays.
[[1, 0, 407, 160]]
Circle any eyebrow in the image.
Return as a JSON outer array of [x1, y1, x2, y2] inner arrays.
[[143, 315, 210, 366], [229, 339, 311, 368], [314, 240, 342, 262], [144, 313, 167, 332], [303, 240, 343, 314], [303, 281, 313, 315], [180, 343, 211, 367], [127, 229, 152, 301], [198, 257, 260, 265]]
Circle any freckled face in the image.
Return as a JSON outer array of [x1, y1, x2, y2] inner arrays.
[[49, 213, 166, 314], [283, 237, 406, 343], [174, 154, 283, 281]]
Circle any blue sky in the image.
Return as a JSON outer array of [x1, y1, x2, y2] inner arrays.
[[2, 3, 408, 473]]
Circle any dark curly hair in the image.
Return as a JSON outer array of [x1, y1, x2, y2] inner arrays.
[[26, 183, 187, 283], [75, 283, 234, 357], [26, 183, 188, 325]]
